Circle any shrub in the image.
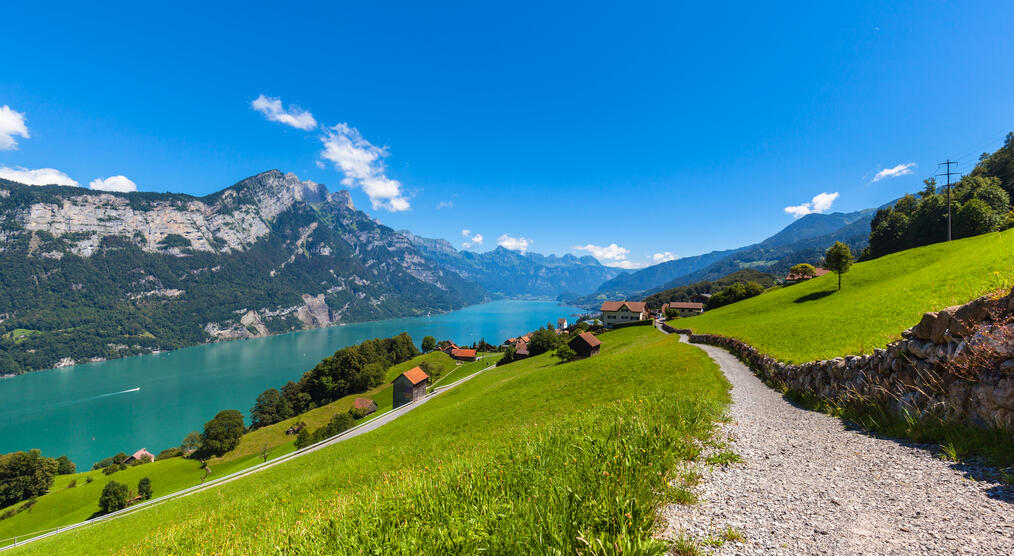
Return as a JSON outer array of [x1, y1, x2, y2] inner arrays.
[[98, 481, 129, 514], [67, 479, 77, 488], [138, 477, 153, 500], [155, 447, 182, 461], [528, 328, 563, 356], [85, 476, 93, 484], [295, 428, 313, 450], [102, 463, 126, 475], [553, 345, 578, 363]]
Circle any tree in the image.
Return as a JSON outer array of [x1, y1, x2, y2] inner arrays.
[[663, 307, 680, 320], [55, 455, 75, 475], [528, 328, 562, 356], [137, 477, 153, 500], [200, 410, 245, 457], [180, 431, 203, 454], [553, 345, 577, 363], [98, 481, 129, 514], [421, 336, 436, 352], [788, 263, 816, 279], [824, 242, 854, 291], [250, 388, 291, 430], [0, 449, 59, 507], [955, 198, 1002, 238], [295, 427, 313, 450]]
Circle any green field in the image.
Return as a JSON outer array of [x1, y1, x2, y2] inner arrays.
[[681, 230, 1014, 363], [17, 326, 729, 554]]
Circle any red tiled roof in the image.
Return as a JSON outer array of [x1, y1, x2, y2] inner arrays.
[[399, 366, 429, 385], [665, 302, 704, 310], [515, 341, 529, 355], [353, 397, 376, 409], [573, 332, 601, 348], [600, 301, 647, 313], [451, 348, 476, 358], [129, 448, 153, 461]]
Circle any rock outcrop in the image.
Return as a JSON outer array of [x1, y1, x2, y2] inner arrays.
[[690, 288, 1014, 431]]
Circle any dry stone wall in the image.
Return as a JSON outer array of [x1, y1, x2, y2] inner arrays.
[[689, 288, 1014, 431]]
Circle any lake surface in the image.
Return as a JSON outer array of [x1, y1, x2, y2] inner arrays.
[[0, 300, 584, 466]]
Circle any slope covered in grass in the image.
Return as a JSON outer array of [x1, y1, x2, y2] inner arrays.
[[681, 230, 1014, 362], [20, 326, 728, 554]]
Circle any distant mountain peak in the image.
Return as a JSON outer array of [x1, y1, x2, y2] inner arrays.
[[238, 170, 330, 205]]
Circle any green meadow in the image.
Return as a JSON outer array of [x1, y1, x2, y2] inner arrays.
[[681, 229, 1014, 363], [17, 326, 729, 554]]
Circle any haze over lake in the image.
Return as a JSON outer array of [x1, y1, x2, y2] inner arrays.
[[0, 300, 583, 465]]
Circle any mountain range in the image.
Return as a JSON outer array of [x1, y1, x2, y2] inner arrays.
[[571, 208, 877, 305], [0, 171, 621, 374]]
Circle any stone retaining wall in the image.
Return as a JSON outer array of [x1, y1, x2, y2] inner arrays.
[[688, 288, 1014, 431]]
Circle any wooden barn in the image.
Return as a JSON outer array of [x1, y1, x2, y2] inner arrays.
[[451, 348, 477, 361], [353, 397, 378, 415], [568, 332, 602, 358], [393, 366, 429, 409]]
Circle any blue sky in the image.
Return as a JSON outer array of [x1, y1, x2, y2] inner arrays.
[[3, 1, 1014, 268]]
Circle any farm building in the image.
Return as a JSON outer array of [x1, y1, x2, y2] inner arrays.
[[392, 366, 429, 409], [568, 332, 601, 358], [600, 301, 649, 326], [124, 448, 155, 464], [662, 301, 705, 317], [451, 348, 477, 361], [514, 341, 530, 358], [353, 397, 378, 415]]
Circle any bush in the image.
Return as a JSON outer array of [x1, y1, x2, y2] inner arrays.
[[67, 479, 77, 488], [553, 345, 578, 363], [85, 476, 93, 484], [102, 463, 126, 475], [98, 481, 129, 514], [155, 447, 182, 461], [295, 427, 313, 450], [528, 328, 563, 356], [138, 477, 153, 500]]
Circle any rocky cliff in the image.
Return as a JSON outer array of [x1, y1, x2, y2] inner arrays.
[[0, 171, 485, 374]]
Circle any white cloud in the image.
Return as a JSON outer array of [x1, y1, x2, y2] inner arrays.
[[573, 243, 630, 262], [652, 251, 677, 263], [315, 160, 326, 169], [320, 123, 410, 212], [463, 232, 483, 248], [251, 94, 317, 130], [0, 105, 29, 150], [0, 165, 78, 186], [437, 200, 453, 210], [872, 162, 916, 182], [497, 234, 531, 253], [461, 229, 471, 237], [784, 191, 840, 218], [89, 175, 137, 192]]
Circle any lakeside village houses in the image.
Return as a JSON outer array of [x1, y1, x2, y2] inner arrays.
[[600, 300, 705, 324]]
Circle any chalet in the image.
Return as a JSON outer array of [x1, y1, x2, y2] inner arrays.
[[353, 397, 378, 415], [393, 367, 429, 409], [568, 332, 601, 358], [124, 448, 155, 464], [440, 341, 459, 354], [451, 348, 477, 362], [662, 301, 705, 317], [785, 267, 830, 283], [514, 341, 530, 358], [600, 301, 649, 327]]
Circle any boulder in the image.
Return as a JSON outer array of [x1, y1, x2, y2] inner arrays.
[[912, 312, 940, 341]]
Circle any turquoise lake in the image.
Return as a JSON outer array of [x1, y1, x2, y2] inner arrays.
[[0, 300, 584, 466]]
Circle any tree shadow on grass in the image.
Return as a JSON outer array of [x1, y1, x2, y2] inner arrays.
[[792, 289, 836, 303]]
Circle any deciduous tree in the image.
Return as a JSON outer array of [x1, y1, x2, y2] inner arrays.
[[824, 242, 854, 291]]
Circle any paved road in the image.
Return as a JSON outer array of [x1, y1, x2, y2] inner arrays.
[[1, 360, 497, 551], [660, 336, 1014, 555]]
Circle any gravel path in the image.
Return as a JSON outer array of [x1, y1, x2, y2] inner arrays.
[[659, 338, 1014, 555]]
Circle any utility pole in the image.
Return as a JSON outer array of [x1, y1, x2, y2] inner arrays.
[[937, 160, 959, 241]]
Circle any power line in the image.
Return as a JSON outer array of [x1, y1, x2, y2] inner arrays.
[[936, 160, 960, 242]]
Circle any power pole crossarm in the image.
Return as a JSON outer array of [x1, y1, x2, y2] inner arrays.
[[936, 159, 960, 242]]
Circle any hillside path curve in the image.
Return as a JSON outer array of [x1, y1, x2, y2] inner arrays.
[[660, 336, 1014, 555]]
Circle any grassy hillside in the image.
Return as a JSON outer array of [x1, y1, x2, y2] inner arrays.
[[680, 230, 1014, 362], [18, 326, 729, 554]]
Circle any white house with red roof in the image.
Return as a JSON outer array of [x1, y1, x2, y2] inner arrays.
[[599, 301, 649, 327]]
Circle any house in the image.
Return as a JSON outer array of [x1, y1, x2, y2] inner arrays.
[[785, 267, 830, 283], [353, 397, 378, 415], [662, 301, 705, 318], [568, 332, 601, 358], [600, 301, 649, 327], [514, 341, 530, 358], [124, 448, 155, 464], [557, 318, 568, 330], [451, 348, 477, 361], [393, 366, 429, 409], [440, 341, 459, 354]]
